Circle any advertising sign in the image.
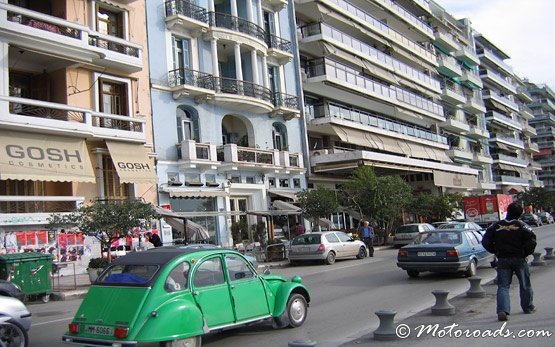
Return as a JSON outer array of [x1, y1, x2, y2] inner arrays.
[[463, 196, 482, 222]]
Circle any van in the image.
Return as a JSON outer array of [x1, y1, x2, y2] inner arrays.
[[393, 223, 435, 248]]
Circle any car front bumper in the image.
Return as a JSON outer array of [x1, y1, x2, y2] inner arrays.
[[396, 260, 470, 273]]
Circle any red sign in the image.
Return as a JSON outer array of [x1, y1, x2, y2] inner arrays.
[[463, 196, 481, 221]]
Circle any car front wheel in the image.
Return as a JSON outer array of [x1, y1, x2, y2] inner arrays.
[[325, 252, 336, 265], [161, 336, 201, 347]]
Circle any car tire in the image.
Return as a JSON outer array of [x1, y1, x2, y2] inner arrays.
[[160, 336, 201, 347], [356, 247, 366, 259], [279, 293, 308, 328], [325, 252, 336, 265], [41, 294, 50, 303], [407, 270, 419, 278], [464, 259, 477, 278], [0, 319, 28, 347]]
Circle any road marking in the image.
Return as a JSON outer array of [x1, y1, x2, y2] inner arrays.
[[32, 317, 73, 326]]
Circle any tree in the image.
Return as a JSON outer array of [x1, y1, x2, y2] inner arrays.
[[515, 187, 555, 211], [47, 199, 159, 260], [410, 192, 463, 222], [296, 187, 339, 231]]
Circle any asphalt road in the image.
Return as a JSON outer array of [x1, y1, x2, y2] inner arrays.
[[27, 223, 555, 347]]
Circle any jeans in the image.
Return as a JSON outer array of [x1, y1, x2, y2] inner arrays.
[[496, 257, 534, 314], [362, 237, 374, 256]]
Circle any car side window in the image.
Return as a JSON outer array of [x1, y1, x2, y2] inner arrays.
[[336, 232, 351, 242], [225, 255, 255, 281], [193, 257, 225, 288], [466, 232, 480, 246], [165, 261, 190, 292], [325, 233, 340, 243]]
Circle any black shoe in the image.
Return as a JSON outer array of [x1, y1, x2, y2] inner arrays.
[[524, 306, 536, 314], [497, 311, 509, 321]]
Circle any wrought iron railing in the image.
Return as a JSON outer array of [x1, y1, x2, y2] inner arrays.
[[266, 34, 292, 53], [208, 12, 266, 42], [8, 101, 85, 123], [274, 93, 299, 110], [214, 77, 273, 103], [164, 0, 208, 22], [8, 11, 81, 39], [168, 67, 215, 89], [88, 35, 140, 58]]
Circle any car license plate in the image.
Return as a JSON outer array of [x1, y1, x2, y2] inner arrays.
[[85, 325, 114, 336], [417, 252, 436, 256]]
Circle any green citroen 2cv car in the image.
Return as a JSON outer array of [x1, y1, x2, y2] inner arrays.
[[62, 247, 310, 347]]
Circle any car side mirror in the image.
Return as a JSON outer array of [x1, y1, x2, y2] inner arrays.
[[263, 266, 271, 275]]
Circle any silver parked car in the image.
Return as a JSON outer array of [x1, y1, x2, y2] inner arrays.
[[393, 223, 435, 248], [0, 296, 32, 346], [289, 231, 367, 265]]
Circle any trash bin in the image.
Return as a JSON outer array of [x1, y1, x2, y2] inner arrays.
[[266, 243, 286, 262], [0, 253, 53, 303]]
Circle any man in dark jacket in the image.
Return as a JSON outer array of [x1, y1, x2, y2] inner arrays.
[[482, 202, 536, 322]]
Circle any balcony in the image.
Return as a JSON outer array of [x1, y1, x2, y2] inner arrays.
[[434, 29, 460, 53], [454, 46, 480, 67], [437, 55, 462, 78], [519, 105, 534, 120], [530, 179, 544, 188], [266, 34, 293, 65], [530, 112, 555, 124], [299, 23, 441, 92], [447, 147, 473, 164], [216, 144, 304, 172], [482, 90, 520, 112], [516, 87, 533, 103], [522, 124, 537, 137], [490, 135, 524, 150], [206, 12, 267, 52], [440, 80, 466, 105], [467, 125, 489, 139], [525, 140, 540, 154], [0, 195, 84, 216], [263, 0, 288, 11], [529, 98, 555, 112], [460, 69, 483, 89], [473, 152, 493, 164], [168, 68, 216, 99], [304, 58, 444, 123], [272, 93, 301, 119], [477, 48, 513, 75], [0, 96, 146, 142], [492, 175, 530, 185], [372, 0, 434, 39], [0, 3, 143, 72], [477, 181, 497, 190], [479, 68, 517, 95], [164, 0, 209, 34], [439, 116, 470, 134], [176, 140, 219, 168], [212, 77, 274, 113], [485, 110, 522, 131], [492, 154, 529, 167], [463, 95, 486, 114]]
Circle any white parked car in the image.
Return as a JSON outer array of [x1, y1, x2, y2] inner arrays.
[[393, 223, 436, 248], [289, 231, 367, 265]]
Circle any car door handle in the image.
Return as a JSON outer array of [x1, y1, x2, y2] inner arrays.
[[193, 291, 199, 296], [231, 284, 235, 289]]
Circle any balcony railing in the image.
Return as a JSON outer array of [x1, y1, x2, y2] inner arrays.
[[165, 0, 208, 22], [267, 34, 292, 53], [168, 67, 215, 89], [208, 12, 265, 42], [289, 154, 300, 167], [88, 34, 140, 58], [274, 93, 299, 110], [476, 47, 513, 74], [306, 58, 443, 117], [492, 154, 529, 166], [306, 101, 448, 145], [8, 11, 81, 39], [373, 0, 433, 37], [493, 175, 529, 184], [214, 77, 273, 103], [0, 196, 84, 214], [299, 23, 440, 91]]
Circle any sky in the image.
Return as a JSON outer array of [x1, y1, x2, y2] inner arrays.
[[439, 0, 555, 89]]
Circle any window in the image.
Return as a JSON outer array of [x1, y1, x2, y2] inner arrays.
[[336, 232, 351, 242], [103, 156, 130, 198], [272, 122, 287, 150], [172, 36, 191, 71], [96, 3, 124, 38], [193, 257, 225, 287], [99, 79, 127, 115], [230, 197, 248, 223], [279, 179, 289, 188], [325, 233, 340, 243], [165, 262, 190, 292], [176, 106, 199, 142], [0, 180, 46, 213], [293, 178, 301, 188], [225, 255, 255, 281], [268, 66, 280, 94], [263, 11, 276, 36]]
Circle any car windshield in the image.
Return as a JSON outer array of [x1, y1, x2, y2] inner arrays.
[[97, 264, 159, 286], [417, 232, 461, 245], [396, 225, 419, 234], [438, 223, 465, 229], [292, 234, 321, 245]]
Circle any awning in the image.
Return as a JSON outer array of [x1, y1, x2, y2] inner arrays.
[[433, 170, 478, 189], [268, 190, 298, 201], [156, 207, 210, 241], [106, 141, 156, 184], [319, 218, 337, 230], [0, 130, 95, 182], [164, 188, 228, 198], [432, 148, 453, 163], [272, 200, 301, 211]]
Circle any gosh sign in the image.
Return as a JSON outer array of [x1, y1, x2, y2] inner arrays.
[[5, 145, 82, 162], [117, 162, 151, 171]]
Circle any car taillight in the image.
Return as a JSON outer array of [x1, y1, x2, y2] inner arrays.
[[68, 323, 79, 334], [114, 327, 129, 339], [398, 250, 408, 257], [317, 244, 325, 253], [446, 249, 459, 257]]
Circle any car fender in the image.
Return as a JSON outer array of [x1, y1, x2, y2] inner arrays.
[[134, 296, 204, 342], [272, 282, 310, 317]]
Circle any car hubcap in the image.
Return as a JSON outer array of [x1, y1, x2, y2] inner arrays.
[[290, 298, 306, 324]]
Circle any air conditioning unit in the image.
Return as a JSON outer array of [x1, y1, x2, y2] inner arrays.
[[167, 172, 182, 186]]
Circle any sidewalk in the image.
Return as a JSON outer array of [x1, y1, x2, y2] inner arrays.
[[339, 257, 555, 347]]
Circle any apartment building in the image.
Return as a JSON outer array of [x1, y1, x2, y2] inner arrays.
[[474, 32, 538, 194], [294, 0, 482, 227], [146, 0, 306, 245], [0, 0, 156, 248], [525, 81, 555, 191]]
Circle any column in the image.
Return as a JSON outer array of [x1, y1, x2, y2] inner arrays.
[[246, 0, 254, 23], [257, 0, 264, 29], [251, 50, 259, 85], [262, 54, 269, 88], [93, 150, 105, 198], [208, 0, 215, 12], [231, 0, 238, 17], [234, 43, 243, 81], [211, 38, 219, 78], [0, 42, 8, 96]]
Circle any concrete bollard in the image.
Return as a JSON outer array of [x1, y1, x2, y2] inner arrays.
[[531, 252, 546, 266], [544, 247, 555, 260], [288, 340, 317, 347], [373, 310, 398, 340], [466, 277, 486, 298], [431, 290, 455, 316]]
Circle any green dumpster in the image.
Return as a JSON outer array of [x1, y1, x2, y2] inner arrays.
[[0, 253, 53, 303]]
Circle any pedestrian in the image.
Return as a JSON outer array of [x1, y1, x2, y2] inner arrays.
[[482, 202, 537, 322], [145, 231, 163, 247], [294, 223, 305, 236], [358, 221, 374, 257]]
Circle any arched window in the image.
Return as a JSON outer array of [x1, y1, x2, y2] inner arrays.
[[272, 122, 287, 150], [176, 106, 199, 142]]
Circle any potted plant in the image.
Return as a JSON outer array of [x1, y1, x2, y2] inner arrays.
[[87, 257, 109, 283]]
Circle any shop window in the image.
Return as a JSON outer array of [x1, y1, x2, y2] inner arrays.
[[103, 156, 130, 199]]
